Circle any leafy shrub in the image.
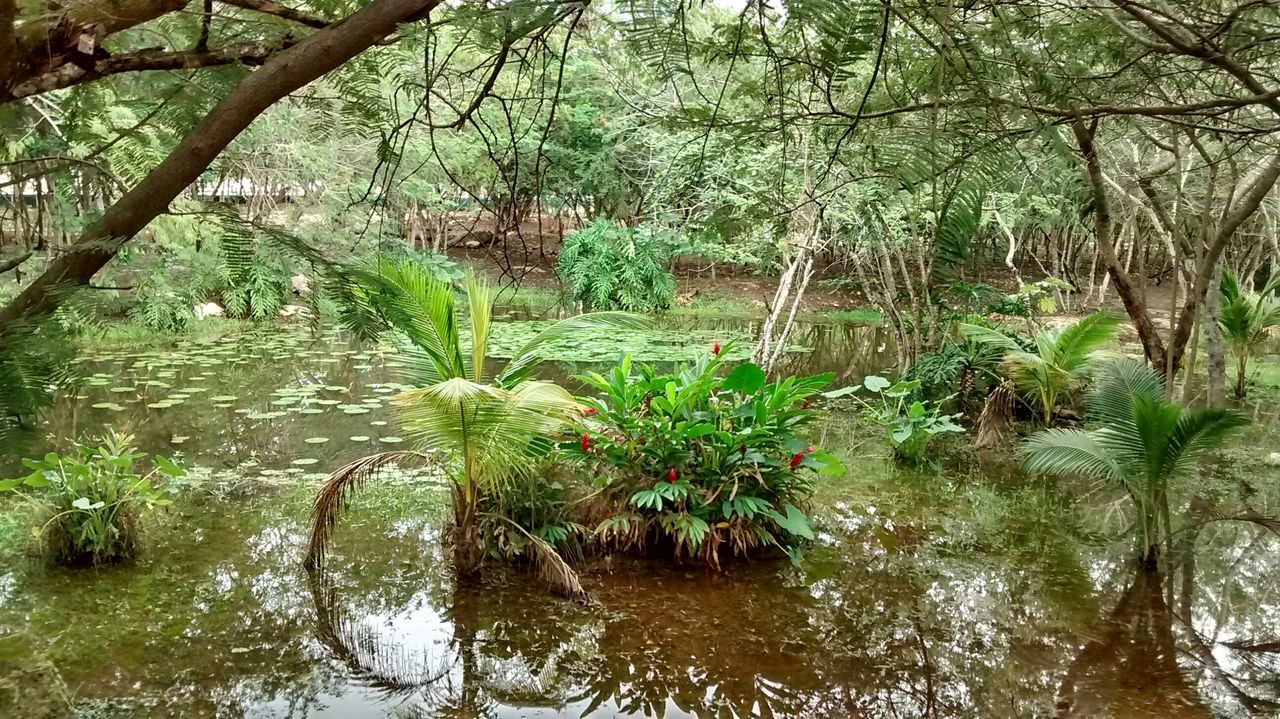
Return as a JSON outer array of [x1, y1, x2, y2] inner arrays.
[[557, 219, 676, 311], [568, 349, 842, 567], [1, 432, 182, 565], [128, 272, 196, 333], [826, 375, 964, 466]]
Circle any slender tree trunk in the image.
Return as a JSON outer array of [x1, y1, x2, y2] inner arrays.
[[1204, 265, 1227, 408], [0, 0, 439, 331]]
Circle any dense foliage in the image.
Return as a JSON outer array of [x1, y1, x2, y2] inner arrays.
[[569, 351, 841, 567], [557, 219, 676, 312], [1, 432, 183, 565]]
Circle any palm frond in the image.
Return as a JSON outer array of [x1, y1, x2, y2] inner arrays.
[[1159, 408, 1249, 480], [957, 323, 1023, 355], [1084, 358, 1164, 426], [1052, 312, 1121, 376], [465, 271, 492, 383], [480, 511, 587, 599], [305, 451, 437, 569], [496, 312, 648, 387], [1020, 428, 1123, 483]]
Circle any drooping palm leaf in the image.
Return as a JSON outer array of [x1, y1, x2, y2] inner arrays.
[[496, 311, 649, 387], [1051, 312, 1121, 376], [1021, 428, 1123, 483]]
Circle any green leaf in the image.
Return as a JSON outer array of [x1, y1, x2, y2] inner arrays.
[[766, 503, 815, 540], [722, 363, 767, 394], [821, 385, 861, 399], [153, 455, 186, 478], [863, 375, 890, 392]]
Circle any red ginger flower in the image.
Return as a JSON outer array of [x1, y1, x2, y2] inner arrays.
[[667, 468, 678, 481], [581, 433, 591, 452], [712, 342, 721, 356], [789, 445, 816, 470]]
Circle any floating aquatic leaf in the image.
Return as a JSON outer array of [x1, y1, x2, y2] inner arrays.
[[369, 420, 388, 427], [304, 437, 329, 444], [349, 435, 370, 442], [108, 386, 136, 393], [343, 407, 370, 415], [209, 395, 238, 402], [379, 436, 404, 444], [90, 402, 126, 411], [292, 458, 319, 466], [299, 408, 324, 415]]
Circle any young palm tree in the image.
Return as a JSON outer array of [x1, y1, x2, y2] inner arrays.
[[1218, 270, 1280, 399], [960, 312, 1121, 425], [304, 259, 643, 593], [1021, 359, 1247, 568]]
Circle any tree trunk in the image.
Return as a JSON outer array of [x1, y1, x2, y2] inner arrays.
[[1204, 265, 1227, 408], [0, 0, 438, 331]]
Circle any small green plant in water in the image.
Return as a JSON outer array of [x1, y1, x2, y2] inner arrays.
[[826, 376, 964, 466], [1021, 359, 1247, 569], [1, 431, 183, 565], [960, 312, 1120, 425], [570, 346, 842, 567]]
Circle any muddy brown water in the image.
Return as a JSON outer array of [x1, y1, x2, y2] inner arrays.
[[0, 317, 1277, 717]]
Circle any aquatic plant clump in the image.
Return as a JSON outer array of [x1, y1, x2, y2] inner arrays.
[[1, 432, 183, 565], [569, 348, 843, 567]]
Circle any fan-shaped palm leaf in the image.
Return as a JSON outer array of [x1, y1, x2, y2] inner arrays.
[[961, 312, 1119, 424], [1021, 359, 1247, 567]]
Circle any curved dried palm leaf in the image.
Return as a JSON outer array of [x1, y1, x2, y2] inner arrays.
[[304, 450, 437, 569]]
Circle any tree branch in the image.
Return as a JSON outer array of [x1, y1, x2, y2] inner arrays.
[[218, 0, 330, 29], [5, 41, 295, 102], [0, 251, 32, 276]]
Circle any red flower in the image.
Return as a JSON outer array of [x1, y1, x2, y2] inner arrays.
[[789, 446, 816, 470], [712, 342, 721, 356], [583, 406, 598, 416], [581, 433, 591, 452], [667, 468, 677, 481]]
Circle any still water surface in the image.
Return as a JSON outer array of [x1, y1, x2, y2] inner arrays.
[[0, 317, 1277, 717]]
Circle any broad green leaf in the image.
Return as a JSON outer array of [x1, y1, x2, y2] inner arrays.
[[723, 363, 767, 394]]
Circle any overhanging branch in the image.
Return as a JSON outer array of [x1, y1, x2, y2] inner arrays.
[[5, 41, 295, 102]]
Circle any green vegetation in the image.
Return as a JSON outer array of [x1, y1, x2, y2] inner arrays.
[[306, 261, 641, 594], [1, 432, 183, 565], [1219, 271, 1280, 399], [1022, 360, 1248, 567], [961, 313, 1121, 425], [827, 376, 964, 467], [557, 219, 676, 312], [572, 351, 841, 566]]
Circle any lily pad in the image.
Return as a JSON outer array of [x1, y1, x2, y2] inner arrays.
[[378, 436, 405, 444], [291, 458, 319, 466], [304, 437, 329, 444]]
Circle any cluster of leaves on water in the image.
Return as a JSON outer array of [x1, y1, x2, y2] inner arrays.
[[1, 431, 183, 565], [568, 350, 842, 567]]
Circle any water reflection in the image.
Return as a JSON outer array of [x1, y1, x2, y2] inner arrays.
[[1, 322, 1278, 717]]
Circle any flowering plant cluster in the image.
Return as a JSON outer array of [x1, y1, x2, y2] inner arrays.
[[566, 344, 842, 567]]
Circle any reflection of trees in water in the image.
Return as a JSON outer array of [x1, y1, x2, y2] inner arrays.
[[1055, 524, 1280, 718], [1054, 567, 1209, 718]]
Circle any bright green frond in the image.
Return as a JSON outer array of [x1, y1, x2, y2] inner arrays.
[[1020, 428, 1123, 483], [957, 323, 1023, 355], [1158, 408, 1248, 480], [1051, 312, 1121, 375], [1084, 358, 1164, 426]]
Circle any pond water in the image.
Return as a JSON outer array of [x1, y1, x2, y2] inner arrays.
[[1, 316, 1278, 718]]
